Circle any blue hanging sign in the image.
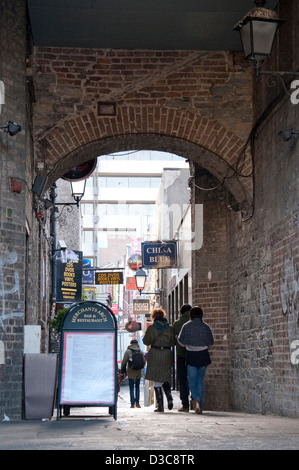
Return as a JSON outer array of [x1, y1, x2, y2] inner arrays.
[[141, 241, 177, 268], [82, 258, 95, 285]]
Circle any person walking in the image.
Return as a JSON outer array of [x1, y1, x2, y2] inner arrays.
[[178, 306, 214, 414], [143, 308, 176, 412], [121, 339, 145, 408], [173, 304, 192, 412]]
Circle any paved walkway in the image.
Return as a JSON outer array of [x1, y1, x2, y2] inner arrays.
[[1, 383, 299, 451]]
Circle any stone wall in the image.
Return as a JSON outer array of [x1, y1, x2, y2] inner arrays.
[[0, 1, 29, 419], [228, 0, 299, 417]]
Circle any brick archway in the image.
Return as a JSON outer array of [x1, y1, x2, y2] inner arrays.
[[39, 106, 252, 204]]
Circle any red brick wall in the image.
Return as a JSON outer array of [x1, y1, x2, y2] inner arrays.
[[191, 167, 231, 410], [32, 47, 253, 204]]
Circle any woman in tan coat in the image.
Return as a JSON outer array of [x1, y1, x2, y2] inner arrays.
[[143, 308, 176, 412]]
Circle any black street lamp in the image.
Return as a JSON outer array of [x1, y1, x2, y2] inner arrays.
[[70, 179, 87, 206], [234, 0, 299, 86], [134, 268, 147, 295], [234, 0, 283, 69], [54, 179, 86, 208]]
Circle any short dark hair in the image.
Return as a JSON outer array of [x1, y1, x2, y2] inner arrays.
[[190, 306, 203, 320], [180, 304, 192, 314]]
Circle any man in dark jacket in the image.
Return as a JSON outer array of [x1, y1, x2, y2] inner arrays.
[[178, 306, 214, 414], [173, 304, 192, 412]]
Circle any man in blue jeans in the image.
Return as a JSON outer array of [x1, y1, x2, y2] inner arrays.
[[178, 306, 214, 414], [186, 365, 207, 413]]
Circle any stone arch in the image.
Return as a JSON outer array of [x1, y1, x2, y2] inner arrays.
[[38, 105, 253, 204]]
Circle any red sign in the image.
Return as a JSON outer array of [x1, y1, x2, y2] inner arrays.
[[126, 277, 137, 290], [111, 303, 119, 315]]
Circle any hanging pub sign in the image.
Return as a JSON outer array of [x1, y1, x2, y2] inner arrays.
[[141, 241, 177, 268], [61, 158, 97, 181], [95, 271, 123, 285], [56, 250, 82, 302], [125, 319, 141, 332], [127, 253, 142, 271], [133, 299, 150, 315], [82, 258, 95, 285], [57, 300, 118, 420], [126, 277, 137, 290]]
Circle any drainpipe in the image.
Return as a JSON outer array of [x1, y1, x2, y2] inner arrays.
[[50, 183, 57, 316]]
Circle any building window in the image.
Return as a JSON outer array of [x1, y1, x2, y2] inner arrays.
[[83, 230, 93, 243]]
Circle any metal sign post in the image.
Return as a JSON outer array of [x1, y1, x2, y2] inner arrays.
[[57, 301, 118, 420]]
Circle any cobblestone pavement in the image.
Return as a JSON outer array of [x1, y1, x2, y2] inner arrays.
[[1, 383, 299, 451]]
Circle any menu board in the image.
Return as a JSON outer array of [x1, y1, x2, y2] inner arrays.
[[60, 332, 115, 404]]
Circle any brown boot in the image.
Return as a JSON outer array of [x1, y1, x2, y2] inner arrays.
[[178, 406, 189, 412]]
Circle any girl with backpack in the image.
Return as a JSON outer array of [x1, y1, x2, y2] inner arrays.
[[120, 339, 146, 408]]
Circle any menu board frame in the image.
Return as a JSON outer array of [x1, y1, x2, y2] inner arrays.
[[57, 301, 118, 420]]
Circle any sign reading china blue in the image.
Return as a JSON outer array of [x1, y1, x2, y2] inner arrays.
[[141, 241, 177, 268]]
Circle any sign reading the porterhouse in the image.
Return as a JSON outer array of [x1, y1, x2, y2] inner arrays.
[[95, 271, 123, 285]]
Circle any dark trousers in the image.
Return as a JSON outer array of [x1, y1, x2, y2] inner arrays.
[[129, 378, 140, 406], [177, 355, 189, 408]]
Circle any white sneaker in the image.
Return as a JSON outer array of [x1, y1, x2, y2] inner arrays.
[[195, 400, 202, 414]]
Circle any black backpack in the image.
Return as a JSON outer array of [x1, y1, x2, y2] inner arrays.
[[128, 350, 144, 370]]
